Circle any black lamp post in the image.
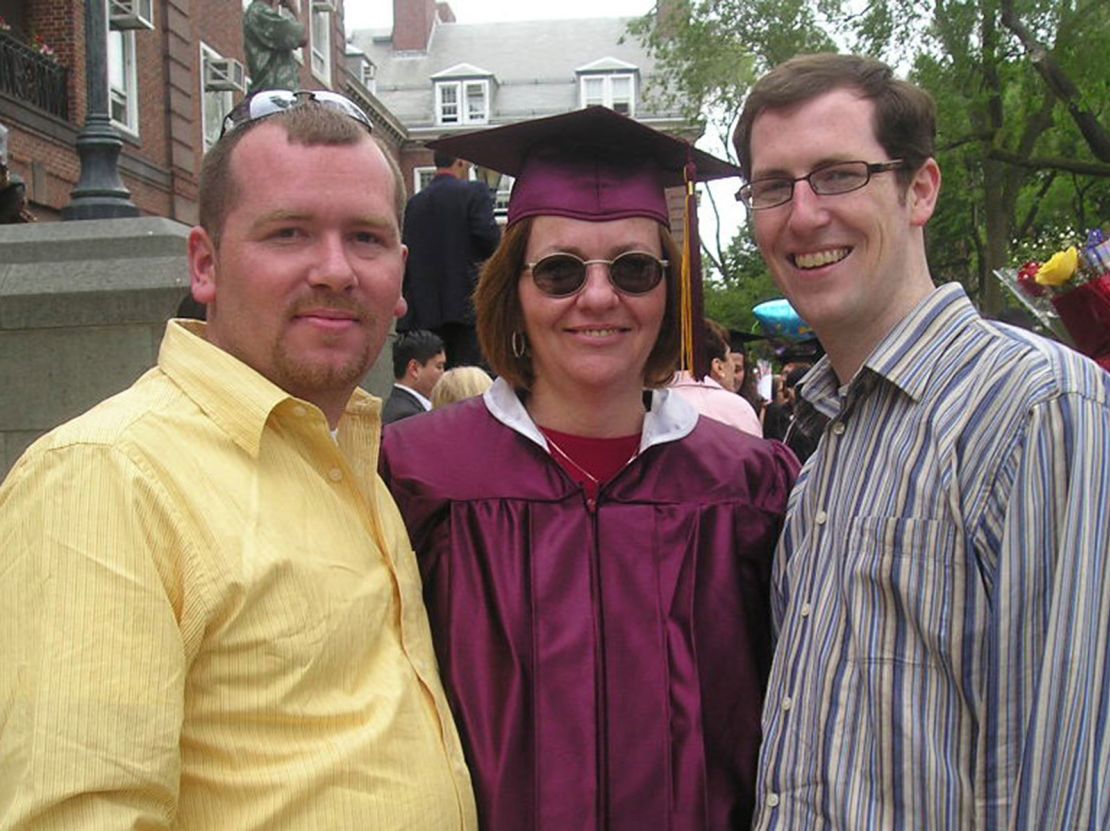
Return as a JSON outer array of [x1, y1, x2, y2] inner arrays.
[[62, 0, 139, 219]]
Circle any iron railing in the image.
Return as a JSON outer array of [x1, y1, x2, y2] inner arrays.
[[0, 30, 69, 121]]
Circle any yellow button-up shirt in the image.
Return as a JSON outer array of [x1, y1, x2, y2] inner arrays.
[[0, 321, 477, 830]]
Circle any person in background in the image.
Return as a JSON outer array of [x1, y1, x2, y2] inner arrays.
[[383, 329, 446, 424], [730, 331, 767, 416], [430, 365, 493, 409], [0, 90, 476, 830], [400, 150, 502, 367], [734, 52, 1110, 828], [381, 107, 799, 830], [671, 317, 763, 436], [776, 364, 820, 463]]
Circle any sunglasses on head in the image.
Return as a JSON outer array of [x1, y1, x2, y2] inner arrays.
[[220, 89, 373, 139], [524, 251, 668, 297]]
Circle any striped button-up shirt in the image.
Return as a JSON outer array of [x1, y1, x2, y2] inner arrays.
[[754, 283, 1110, 829]]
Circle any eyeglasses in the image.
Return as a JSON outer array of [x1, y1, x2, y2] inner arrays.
[[220, 89, 373, 139], [736, 159, 907, 210], [524, 251, 668, 297]]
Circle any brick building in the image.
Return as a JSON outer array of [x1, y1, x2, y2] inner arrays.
[[0, 0, 398, 222], [1, 0, 696, 226]]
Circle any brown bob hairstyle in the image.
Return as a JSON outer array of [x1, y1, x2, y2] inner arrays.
[[733, 53, 936, 191], [475, 218, 682, 391]]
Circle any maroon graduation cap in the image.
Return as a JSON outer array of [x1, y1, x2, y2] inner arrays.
[[428, 107, 742, 379]]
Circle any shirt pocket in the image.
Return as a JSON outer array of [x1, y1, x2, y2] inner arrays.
[[843, 515, 964, 667]]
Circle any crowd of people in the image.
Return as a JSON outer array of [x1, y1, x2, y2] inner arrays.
[[1, 52, 1108, 831]]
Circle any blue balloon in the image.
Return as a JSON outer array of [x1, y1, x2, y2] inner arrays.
[[752, 298, 815, 341]]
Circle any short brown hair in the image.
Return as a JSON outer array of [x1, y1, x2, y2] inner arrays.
[[476, 220, 681, 390], [733, 53, 936, 189], [197, 105, 406, 246], [703, 318, 730, 364]]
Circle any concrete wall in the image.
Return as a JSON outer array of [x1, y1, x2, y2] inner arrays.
[[0, 217, 394, 478]]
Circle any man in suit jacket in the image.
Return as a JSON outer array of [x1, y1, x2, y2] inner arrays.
[[400, 152, 501, 367], [383, 330, 446, 425]]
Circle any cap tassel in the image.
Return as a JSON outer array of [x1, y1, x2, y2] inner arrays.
[[680, 154, 708, 380]]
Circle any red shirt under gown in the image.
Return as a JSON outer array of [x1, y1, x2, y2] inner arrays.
[[380, 378, 799, 830]]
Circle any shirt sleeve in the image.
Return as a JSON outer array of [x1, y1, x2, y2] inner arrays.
[[985, 388, 1110, 827], [0, 443, 188, 829]]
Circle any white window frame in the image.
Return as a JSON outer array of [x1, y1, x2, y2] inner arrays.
[[310, 5, 331, 83], [199, 43, 236, 152], [360, 58, 376, 94], [107, 23, 139, 134], [413, 166, 437, 193], [435, 79, 489, 126], [579, 72, 635, 116], [493, 174, 513, 222]]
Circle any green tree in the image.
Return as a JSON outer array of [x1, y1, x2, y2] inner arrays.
[[632, 0, 1110, 314], [703, 229, 782, 331]]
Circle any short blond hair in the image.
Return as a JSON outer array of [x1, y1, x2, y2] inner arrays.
[[431, 366, 494, 409]]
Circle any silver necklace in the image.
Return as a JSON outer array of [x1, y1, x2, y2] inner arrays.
[[544, 433, 601, 487], [543, 432, 639, 487]]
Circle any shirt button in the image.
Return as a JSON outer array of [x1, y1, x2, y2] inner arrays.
[[832, 421, 845, 435], [800, 602, 812, 617], [292, 405, 308, 417], [815, 509, 828, 525], [328, 467, 343, 482], [782, 696, 793, 711], [767, 793, 781, 808]]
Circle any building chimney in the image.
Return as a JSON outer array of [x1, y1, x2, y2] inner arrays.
[[392, 0, 437, 51]]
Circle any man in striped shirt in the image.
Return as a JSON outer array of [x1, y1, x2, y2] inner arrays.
[[734, 53, 1110, 828]]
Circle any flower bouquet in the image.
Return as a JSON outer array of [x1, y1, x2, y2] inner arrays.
[[997, 228, 1110, 372]]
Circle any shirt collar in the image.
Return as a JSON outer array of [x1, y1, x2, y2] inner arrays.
[[670, 371, 726, 391], [482, 377, 698, 454], [159, 320, 378, 457], [798, 283, 976, 420], [394, 383, 432, 411]]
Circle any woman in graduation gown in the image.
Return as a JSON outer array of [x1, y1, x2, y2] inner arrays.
[[380, 107, 799, 830]]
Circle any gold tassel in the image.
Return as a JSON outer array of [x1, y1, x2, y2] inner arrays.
[[681, 155, 707, 379]]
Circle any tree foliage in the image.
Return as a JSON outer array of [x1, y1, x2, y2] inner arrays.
[[631, 0, 1110, 314], [703, 231, 782, 332]]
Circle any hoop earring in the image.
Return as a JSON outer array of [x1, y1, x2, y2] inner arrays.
[[511, 330, 528, 359]]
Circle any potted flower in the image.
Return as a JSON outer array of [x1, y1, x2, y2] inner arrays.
[[31, 33, 56, 60]]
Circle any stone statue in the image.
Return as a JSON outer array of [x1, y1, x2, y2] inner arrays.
[[243, 0, 307, 93]]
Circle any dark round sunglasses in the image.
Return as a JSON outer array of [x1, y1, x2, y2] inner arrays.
[[220, 89, 373, 139], [524, 251, 668, 298]]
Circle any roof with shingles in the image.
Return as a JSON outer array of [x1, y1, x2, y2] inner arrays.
[[349, 16, 685, 135]]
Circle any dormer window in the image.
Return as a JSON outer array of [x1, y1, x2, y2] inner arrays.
[[436, 79, 489, 125], [361, 59, 376, 93], [576, 58, 638, 117], [581, 74, 634, 115], [432, 64, 495, 126]]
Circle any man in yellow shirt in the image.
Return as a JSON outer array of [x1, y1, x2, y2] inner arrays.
[[0, 90, 477, 829]]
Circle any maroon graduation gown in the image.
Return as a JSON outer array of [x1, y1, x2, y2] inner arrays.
[[380, 389, 798, 830]]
